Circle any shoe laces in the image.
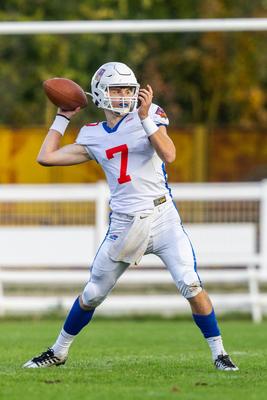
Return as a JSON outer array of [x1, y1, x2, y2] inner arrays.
[[216, 354, 235, 368], [32, 348, 59, 364]]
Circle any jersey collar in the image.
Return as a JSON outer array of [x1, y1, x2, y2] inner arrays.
[[102, 114, 128, 134]]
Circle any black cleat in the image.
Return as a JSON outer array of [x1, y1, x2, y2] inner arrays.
[[214, 354, 239, 371], [23, 348, 67, 368]]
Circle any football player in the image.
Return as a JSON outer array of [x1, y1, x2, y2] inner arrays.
[[23, 62, 238, 371]]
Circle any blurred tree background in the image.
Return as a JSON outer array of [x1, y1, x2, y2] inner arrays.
[[0, 0, 266, 183]]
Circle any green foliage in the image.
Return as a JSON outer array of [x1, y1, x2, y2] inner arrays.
[[0, 0, 267, 126], [0, 319, 267, 399]]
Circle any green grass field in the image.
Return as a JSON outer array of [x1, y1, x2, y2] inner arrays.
[[0, 317, 266, 400]]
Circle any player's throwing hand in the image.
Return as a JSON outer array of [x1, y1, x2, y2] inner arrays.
[[57, 106, 81, 120], [138, 84, 153, 120]]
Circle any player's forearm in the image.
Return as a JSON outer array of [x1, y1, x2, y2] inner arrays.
[[37, 130, 63, 166], [149, 130, 176, 163], [37, 130, 89, 166]]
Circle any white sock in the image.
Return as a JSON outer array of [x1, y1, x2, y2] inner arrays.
[[206, 336, 227, 360], [52, 329, 75, 357]]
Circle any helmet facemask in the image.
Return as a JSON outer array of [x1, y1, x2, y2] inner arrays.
[[103, 84, 139, 115]]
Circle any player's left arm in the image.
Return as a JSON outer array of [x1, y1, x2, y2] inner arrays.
[[138, 85, 176, 163]]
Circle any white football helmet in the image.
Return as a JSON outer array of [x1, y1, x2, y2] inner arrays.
[[89, 62, 140, 115]]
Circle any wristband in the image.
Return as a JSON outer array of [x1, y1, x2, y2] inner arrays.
[[49, 114, 70, 136], [140, 116, 158, 137]]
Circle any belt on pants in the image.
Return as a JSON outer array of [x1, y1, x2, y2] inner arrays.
[[153, 195, 167, 207]]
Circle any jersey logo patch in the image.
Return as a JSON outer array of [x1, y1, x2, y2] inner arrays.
[[108, 234, 118, 241], [155, 106, 167, 119]]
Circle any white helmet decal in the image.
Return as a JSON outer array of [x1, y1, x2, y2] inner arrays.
[[89, 62, 140, 115]]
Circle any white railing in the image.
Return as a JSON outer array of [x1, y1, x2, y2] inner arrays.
[[0, 180, 266, 321]]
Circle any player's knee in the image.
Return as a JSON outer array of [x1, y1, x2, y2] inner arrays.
[[81, 281, 107, 308], [177, 270, 202, 299]]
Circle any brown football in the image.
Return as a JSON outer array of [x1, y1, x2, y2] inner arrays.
[[43, 77, 88, 111]]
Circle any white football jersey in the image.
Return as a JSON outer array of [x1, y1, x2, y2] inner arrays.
[[75, 103, 172, 214]]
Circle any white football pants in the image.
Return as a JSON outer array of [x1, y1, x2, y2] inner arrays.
[[81, 200, 202, 308]]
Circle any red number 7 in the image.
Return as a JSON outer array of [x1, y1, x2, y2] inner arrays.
[[106, 144, 131, 184]]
